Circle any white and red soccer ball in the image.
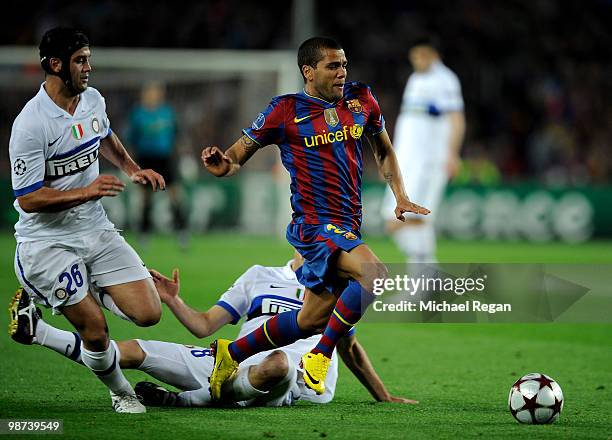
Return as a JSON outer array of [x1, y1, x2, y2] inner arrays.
[[508, 373, 564, 424]]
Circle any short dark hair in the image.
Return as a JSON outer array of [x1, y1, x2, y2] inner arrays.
[[39, 27, 89, 75], [409, 34, 442, 53], [297, 37, 343, 81]]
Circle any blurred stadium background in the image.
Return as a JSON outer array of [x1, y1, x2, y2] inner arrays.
[[1, 0, 611, 242], [1, 2, 611, 438]]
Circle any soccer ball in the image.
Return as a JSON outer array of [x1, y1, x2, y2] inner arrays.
[[508, 373, 564, 424]]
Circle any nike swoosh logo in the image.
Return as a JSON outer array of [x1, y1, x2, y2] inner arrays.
[[304, 369, 320, 385], [294, 115, 313, 124], [269, 285, 287, 289], [64, 344, 72, 356], [48, 136, 61, 147]]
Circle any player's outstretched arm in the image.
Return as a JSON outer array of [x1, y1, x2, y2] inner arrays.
[[201, 134, 260, 177], [337, 335, 418, 404], [149, 268, 233, 338], [367, 129, 430, 221], [99, 132, 166, 191], [17, 174, 125, 213]]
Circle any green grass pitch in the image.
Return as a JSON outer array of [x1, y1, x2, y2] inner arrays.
[[0, 233, 610, 439]]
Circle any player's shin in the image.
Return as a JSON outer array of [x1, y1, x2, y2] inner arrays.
[[312, 280, 375, 358], [228, 309, 314, 363], [81, 340, 134, 395]]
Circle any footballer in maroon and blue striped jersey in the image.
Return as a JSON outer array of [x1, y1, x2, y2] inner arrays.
[[202, 37, 429, 400], [243, 81, 383, 233], [241, 81, 386, 294]]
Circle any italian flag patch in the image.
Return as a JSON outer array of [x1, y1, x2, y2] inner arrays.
[[71, 123, 84, 140]]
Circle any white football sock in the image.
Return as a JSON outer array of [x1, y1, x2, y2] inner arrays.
[[81, 340, 134, 395], [176, 387, 214, 407], [35, 319, 82, 363], [226, 366, 268, 401]]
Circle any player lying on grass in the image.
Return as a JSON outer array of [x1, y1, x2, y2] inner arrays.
[[9, 254, 417, 407]]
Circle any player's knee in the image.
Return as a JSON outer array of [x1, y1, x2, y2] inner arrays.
[[131, 301, 162, 327], [133, 310, 161, 327], [79, 325, 109, 350], [117, 340, 145, 369], [261, 351, 289, 381]]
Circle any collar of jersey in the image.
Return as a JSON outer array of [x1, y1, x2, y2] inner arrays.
[[38, 82, 88, 118], [301, 89, 340, 106]]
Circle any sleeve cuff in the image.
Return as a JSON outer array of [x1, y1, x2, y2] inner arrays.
[[102, 127, 113, 139], [216, 300, 241, 324], [14, 180, 44, 197]]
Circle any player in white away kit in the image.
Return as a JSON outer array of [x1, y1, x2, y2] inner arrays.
[[7, 27, 165, 413], [382, 36, 466, 263], [12, 256, 416, 407]]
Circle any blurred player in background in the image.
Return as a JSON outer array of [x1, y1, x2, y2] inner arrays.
[[202, 36, 429, 400], [382, 35, 465, 263], [8, 27, 165, 413], [127, 81, 187, 248], [10, 255, 417, 407]]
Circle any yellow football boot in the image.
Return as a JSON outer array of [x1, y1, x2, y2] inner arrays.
[[209, 339, 238, 401], [301, 352, 331, 395]]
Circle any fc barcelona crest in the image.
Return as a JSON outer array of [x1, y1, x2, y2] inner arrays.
[[347, 99, 362, 113], [324, 108, 340, 127]]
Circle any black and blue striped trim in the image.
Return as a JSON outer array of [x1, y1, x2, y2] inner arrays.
[[49, 136, 100, 160]]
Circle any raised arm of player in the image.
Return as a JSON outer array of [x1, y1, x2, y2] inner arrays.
[[100, 132, 166, 191], [368, 129, 430, 221], [201, 134, 260, 177], [149, 268, 233, 338], [337, 335, 418, 404]]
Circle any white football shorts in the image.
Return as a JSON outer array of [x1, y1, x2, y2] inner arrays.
[[14, 229, 150, 312]]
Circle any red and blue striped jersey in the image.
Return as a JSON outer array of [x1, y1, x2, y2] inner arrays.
[[243, 81, 385, 231]]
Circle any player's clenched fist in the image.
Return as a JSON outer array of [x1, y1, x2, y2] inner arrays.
[[84, 174, 125, 200], [201, 146, 232, 177]]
